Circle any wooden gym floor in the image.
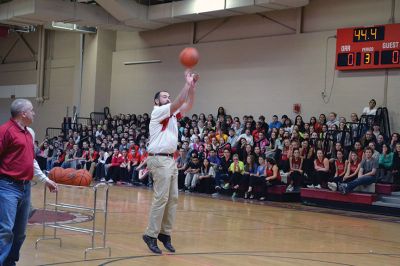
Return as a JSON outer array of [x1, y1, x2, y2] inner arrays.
[[19, 182, 400, 266]]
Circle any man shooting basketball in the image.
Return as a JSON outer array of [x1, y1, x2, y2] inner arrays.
[[142, 70, 199, 254]]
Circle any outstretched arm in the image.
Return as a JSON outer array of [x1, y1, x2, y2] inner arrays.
[[170, 70, 199, 115]]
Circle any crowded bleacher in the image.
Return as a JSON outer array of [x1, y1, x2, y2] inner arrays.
[[36, 100, 400, 200]]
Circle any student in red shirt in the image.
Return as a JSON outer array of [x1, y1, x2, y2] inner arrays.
[[106, 148, 123, 183], [327, 150, 348, 191]]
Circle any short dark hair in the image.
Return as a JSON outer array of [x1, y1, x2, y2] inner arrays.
[[154, 91, 167, 101]]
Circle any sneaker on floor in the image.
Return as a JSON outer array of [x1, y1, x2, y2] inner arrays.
[[327, 182, 337, 191], [259, 197, 266, 201], [100, 178, 106, 182], [286, 184, 294, 192], [249, 194, 255, 199], [314, 184, 321, 189], [107, 179, 114, 183], [223, 183, 230, 190], [307, 184, 315, 189], [211, 192, 219, 197]]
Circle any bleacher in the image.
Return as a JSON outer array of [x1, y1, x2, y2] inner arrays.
[[44, 105, 400, 216]]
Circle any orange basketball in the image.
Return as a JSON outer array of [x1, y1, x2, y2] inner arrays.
[[48, 168, 92, 186], [179, 47, 199, 68], [48, 167, 64, 182], [74, 169, 92, 187]]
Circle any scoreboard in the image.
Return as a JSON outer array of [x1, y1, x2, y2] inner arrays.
[[336, 24, 400, 70]]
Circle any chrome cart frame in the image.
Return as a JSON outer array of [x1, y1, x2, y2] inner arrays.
[[35, 183, 111, 259]]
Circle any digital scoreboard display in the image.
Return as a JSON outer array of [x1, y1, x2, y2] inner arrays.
[[336, 24, 400, 70]]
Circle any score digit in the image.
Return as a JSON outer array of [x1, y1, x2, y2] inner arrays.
[[370, 27, 377, 40], [360, 29, 367, 41], [354, 29, 361, 41], [364, 53, 371, 64]]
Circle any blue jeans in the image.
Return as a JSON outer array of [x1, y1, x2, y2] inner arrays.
[[0, 179, 31, 266], [345, 175, 376, 193]]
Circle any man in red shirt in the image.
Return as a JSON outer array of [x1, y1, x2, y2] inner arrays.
[[0, 99, 57, 265]]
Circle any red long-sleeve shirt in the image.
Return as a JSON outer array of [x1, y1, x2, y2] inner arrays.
[[110, 154, 124, 166], [0, 119, 34, 181]]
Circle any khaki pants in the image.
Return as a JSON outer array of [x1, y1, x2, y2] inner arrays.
[[145, 156, 178, 238]]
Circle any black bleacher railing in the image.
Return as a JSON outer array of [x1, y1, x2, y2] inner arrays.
[[77, 117, 92, 127], [45, 127, 62, 139], [62, 122, 82, 134], [376, 107, 391, 139], [90, 112, 106, 125]]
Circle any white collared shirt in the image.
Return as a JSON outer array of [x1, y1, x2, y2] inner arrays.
[[147, 103, 180, 154]]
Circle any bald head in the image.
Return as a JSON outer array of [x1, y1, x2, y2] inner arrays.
[[10, 99, 34, 126], [11, 99, 32, 118]]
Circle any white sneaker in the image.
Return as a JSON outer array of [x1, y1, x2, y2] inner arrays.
[[307, 184, 315, 189], [100, 178, 106, 182], [328, 182, 337, 191], [314, 184, 321, 189], [107, 179, 114, 183], [286, 184, 294, 192]]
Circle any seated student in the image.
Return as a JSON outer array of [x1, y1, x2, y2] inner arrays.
[[368, 142, 380, 161], [362, 99, 377, 115], [106, 148, 123, 183], [237, 128, 254, 146], [224, 154, 245, 198], [342, 151, 361, 184], [265, 131, 280, 159], [96, 148, 109, 182], [128, 146, 141, 184], [242, 155, 257, 198], [353, 141, 364, 161], [184, 154, 202, 192], [246, 156, 266, 199], [327, 150, 348, 191], [308, 149, 330, 189], [227, 128, 239, 149], [49, 148, 65, 170], [257, 157, 282, 201], [279, 138, 291, 172], [390, 133, 399, 151], [207, 149, 221, 170], [176, 148, 187, 190], [393, 143, 400, 185], [214, 148, 233, 191], [287, 149, 303, 192], [84, 147, 99, 176], [299, 139, 314, 178], [198, 158, 216, 194], [377, 143, 394, 183], [118, 149, 130, 183], [338, 147, 378, 194]]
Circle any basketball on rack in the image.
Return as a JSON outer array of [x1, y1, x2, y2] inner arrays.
[[49, 167, 92, 187]]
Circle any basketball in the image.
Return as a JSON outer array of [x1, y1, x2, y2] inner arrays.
[[74, 169, 92, 186], [48, 167, 92, 187], [48, 167, 64, 182], [179, 47, 199, 68]]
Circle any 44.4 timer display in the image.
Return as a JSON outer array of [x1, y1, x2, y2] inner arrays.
[[336, 24, 400, 70]]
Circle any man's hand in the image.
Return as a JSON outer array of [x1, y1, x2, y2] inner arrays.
[[45, 179, 58, 192], [185, 70, 199, 87]]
